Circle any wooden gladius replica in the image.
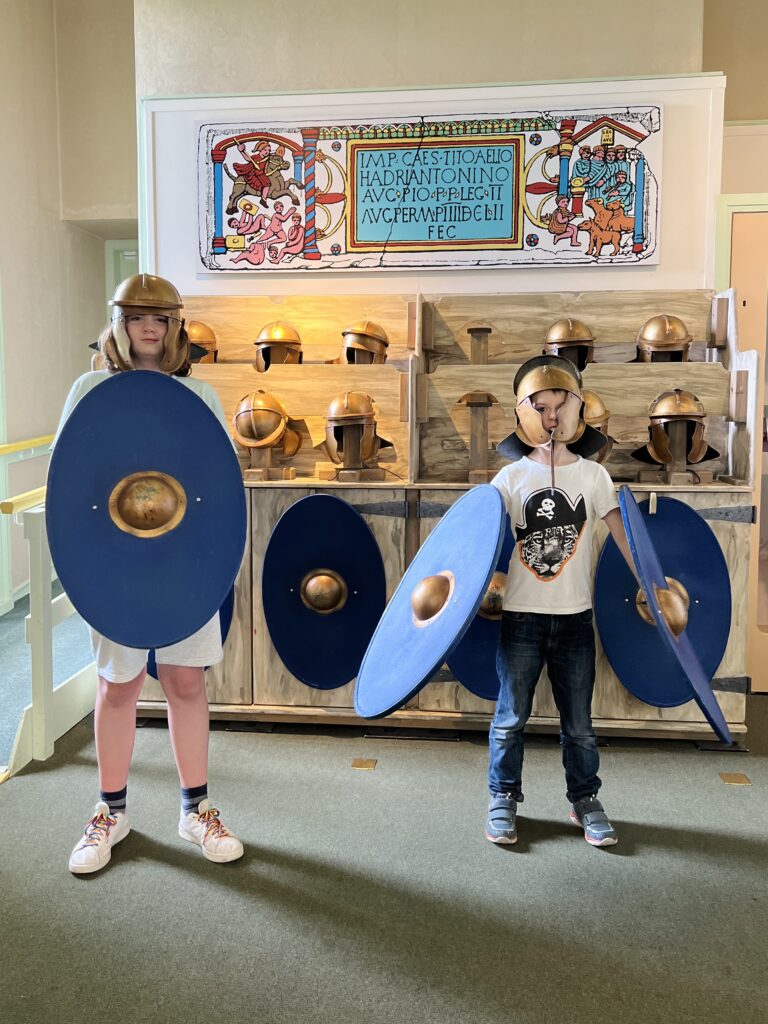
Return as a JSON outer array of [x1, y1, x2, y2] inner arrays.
[[262, 494, 386, 689], [232, 390, 304, 480]]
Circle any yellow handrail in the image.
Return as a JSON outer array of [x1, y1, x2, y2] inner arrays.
[[0, 434, 53, 458], [0, 486, 46, 515]]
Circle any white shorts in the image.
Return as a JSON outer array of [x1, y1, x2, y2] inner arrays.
[[89, 613, 223, 683]]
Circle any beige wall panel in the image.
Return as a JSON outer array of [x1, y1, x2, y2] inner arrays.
[[424, 291, 714, 367], [55, 0, 137, 220], [704, 0, 768, 122], [192, 363, 409, 482], [183, 294, 413, 368], [0, 1, 107, 593], [135, 0, 704, 98]]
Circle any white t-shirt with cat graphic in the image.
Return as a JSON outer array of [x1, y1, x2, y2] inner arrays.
[[491, 456, 618, 614]]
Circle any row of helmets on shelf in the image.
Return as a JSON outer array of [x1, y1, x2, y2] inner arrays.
[[189, 319, 390, 369], [232, 389, 389, 466], [230, 384, 717, 471], [544, 314, 695, 370], [546, 316, 719, 467], [192, 313, 691, 370]]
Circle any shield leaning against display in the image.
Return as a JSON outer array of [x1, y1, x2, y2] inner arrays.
[[444, 515, 515, 702], [262, 493, 387, 689], [355, 485, 506, 719], [594, 486, 732, 744], [46, 371, 247, 650]]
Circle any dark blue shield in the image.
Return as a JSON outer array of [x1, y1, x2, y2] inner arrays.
[[262, 494, 386, 689], [355, 485, 505, 719], [47, 371, 246, 649], [445, 516, 515, 701], [594, 487, 732, 744]]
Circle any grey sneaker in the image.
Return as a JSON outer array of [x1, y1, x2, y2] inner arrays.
[[569, 796, 618, 847], [485, 793, 518, 844]]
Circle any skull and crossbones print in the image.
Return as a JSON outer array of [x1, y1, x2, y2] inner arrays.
[[537, 497, 556, 520]]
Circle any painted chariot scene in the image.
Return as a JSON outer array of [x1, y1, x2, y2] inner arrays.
[[197, 104, 661, 272]]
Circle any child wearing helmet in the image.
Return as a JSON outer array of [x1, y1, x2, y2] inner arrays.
[[53, 274, 244, 875], [486, 355, 635, 848]]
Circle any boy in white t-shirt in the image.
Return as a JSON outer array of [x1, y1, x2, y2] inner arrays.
[[487, 356, 635, 848]]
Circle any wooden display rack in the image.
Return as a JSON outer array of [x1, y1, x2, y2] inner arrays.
[[138, 287, 757, 741]]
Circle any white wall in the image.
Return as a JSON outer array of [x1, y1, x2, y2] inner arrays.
[[722, 124, 768, 195], [143, 76, 724, 297]]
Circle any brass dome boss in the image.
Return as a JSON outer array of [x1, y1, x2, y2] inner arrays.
[[300, 569, 349, 615], [411, 570, 456, 627], [635, 577, 690, 637], [108, 471, 187, 538]]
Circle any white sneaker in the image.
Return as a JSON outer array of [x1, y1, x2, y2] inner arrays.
[[69, 801, 130, 875], [178, 798, 244, 863]]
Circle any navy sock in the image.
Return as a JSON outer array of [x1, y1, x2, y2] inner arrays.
[[181, 783, 208, 815], [101, 786, 127, 816]]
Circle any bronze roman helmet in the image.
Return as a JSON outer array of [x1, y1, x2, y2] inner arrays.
[[636, 315, 692, 363], [543, 318, 595, 372], [232, 391, 302, 458], [252, 321, 303, 372], [496, 355, 607, 462], [187, 320, 218, 364], [631, 388, 719, 465], [582, 389, 614, 464], [323, 391, 389, 465], [104, 274, 186, 373], [340, 320, 390, 364]]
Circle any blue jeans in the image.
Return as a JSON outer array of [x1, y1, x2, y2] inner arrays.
[[488, 610, 601, 803]]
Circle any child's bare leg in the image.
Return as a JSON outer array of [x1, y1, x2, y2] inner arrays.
[[95, 671, 146, 791], [157, 665, 209, 788]]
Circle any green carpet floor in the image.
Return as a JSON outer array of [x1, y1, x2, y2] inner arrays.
[[1, 704, 767, 1024]]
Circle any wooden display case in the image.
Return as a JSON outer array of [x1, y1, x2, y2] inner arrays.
[[138, 287, 757, 739]]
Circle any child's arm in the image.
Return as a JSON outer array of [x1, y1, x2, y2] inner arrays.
[[603, 507, 640, 583]]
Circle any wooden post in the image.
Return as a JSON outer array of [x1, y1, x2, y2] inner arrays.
[[244, 446, 296, 482], [343, 424, 363, 470], [466, 325, 492, 365], [706, 296, 729, 363], [465, 391, 495, 484]]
